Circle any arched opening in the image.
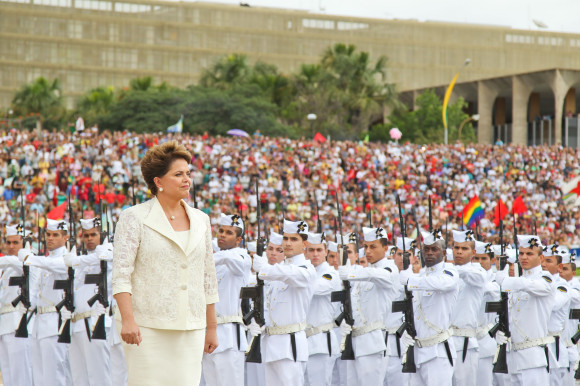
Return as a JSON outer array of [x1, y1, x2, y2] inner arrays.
[[561, 86, 580, 148], [527, 86, 555, 146], [492, 94, 513, 144]]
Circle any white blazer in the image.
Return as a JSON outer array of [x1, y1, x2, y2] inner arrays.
[[112, 196, 219, 330]]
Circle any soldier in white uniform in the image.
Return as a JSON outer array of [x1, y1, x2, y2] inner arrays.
[[559, 248, 580, 385], [473, 241, 500, 386], [328, 240, 347, 386], [327, 241, 340, 271], [399, 230, 459, 386], [21, 218, 73, 386], [0, 224, 36, 385], [265, 231, 285, 266], [542, 244, 572, 386], [250, 219, 316, 386], [494, 235, 554, 386], [338, 226, 399, 386], [383, 236, 415, 386], [203, 214, 252, 386], [304, 232, 342, 386], [450, 230, 487, 386]]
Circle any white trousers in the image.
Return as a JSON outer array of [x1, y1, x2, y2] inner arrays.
[[476, 356, 494, 386], [306, 354, 337, 386], [264, 359, 306, 386], [452, 348, 479, 386], [510, 367, 550, 386], [31, 335, 72, 386], [549, 367, 567, 386], [411, 357, 454, 386], [346, 353, 388, 386], [0, 333, 33, 386], [384, 355, 410, 386], [70, 330, 111, 386], [245, 362, 266, 386], [563, 368, 575, 386], [202, 349, 245, 386], [492, 372, 511, 386], [331, 358, 347, 386]]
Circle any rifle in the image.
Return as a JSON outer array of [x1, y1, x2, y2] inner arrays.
[[391, 194, 417, 373], [314, 191, 322, 233], [569, 309, 580, 380], [84, 259, 109, 340], [9, 265, 33, 338], [512, 208, 522, 276], [192, 181, 198, 209], [131, 177, 137, 206], [330, 189, 355, 360], [97, 180, 107, 244], [411, 207, 425, 267]]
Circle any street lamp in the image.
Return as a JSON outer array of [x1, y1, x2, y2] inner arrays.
[[443, 58, 471, 145], [307, 113, 317, 138], [457, 114, 480, 142], [7, 109, 13, 130]]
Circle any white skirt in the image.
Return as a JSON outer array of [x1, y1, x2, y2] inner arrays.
[[118, 321, 205, 386]]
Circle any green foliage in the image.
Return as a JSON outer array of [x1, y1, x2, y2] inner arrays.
[[76, 86, 116, 125], [388, 89, 475, 144], [11, 77, 64, 130]]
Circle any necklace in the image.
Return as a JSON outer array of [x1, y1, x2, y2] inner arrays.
[[170, 215, 175, 221]]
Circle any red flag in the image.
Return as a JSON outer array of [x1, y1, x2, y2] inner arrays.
[[512, 195, 528, 215], [493, 199, 508, 226], [313, 132, 326, 143], [47, 201, 67, 220]]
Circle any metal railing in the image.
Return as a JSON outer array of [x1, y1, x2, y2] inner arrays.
[[564, 117, 580, 149], [492, 124, 512, 144], [527, 119, 554, 146]]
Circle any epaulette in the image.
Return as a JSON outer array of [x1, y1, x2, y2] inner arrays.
[[443, 270, 454, 277], [557, 286, 567, 293], [542, 276, 552, 283], [384, 267, 392, 272], [322, 273, 332, 280], [299, 265, 308, 269]]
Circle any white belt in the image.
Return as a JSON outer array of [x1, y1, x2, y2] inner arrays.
[[548, 330, 564, 338], [306, 322, 335, 338], [72, 311, 94, 323], [477, 324, 494, 340], [385, 326, 400, 335], [37, 306, 57, 314], [216, 315, 243, 325], [266, 322, 307, 336], [452, 327, 477, 338], [352, 321, 385, 338], [0, 305, 16, 314], [416, 328, 453, 348], [512, 336, 554, 351]]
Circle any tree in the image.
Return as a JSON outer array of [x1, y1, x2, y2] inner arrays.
[[200, 54, 251, 90], [12, 77, 64, 131], [76, 86, 116, 125], [387, 89, 475, 144]]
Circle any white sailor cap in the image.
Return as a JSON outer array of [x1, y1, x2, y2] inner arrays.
[[6, 224, 30, 237], [247, 241, 257, 253], [328, 241, 338, 253], [446, 248, 454, 261], [517, 235, 542, 249], [387, 245, 396, 256], [506, 248, 517, 264], [359, 247, 365, 258], [562, 251, 575, 265], [80, 217, 101, 230], [396, 237, 416, 251], [362, 226, 387, 242], [219, 213, 244, 230], [421, 229, 443, 246], [269, 231, 283, 246], [307, 232, 326, 245], [452, 230, 476, 243], [543, 243, 560, 257], [475, 241, 493, 255], [335, 232, 357, 245], [47, 219, 68, 232], [283, 219, 308, 235]]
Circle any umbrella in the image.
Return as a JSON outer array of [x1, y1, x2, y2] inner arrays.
[[389, 128, 402, 140], [227, 129, 250, 138]]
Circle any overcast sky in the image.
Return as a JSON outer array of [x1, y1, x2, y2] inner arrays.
[[196, 0, 580, 34]]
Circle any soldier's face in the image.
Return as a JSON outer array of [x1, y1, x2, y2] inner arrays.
[[473, 254, 492, 271], [453, 241, 474, 266], [266, 244, 284, 265], [82, 228, 101, 251], [519, 247, 542, 270], [5, 235, 23, 256], [326, 251, 339, 269], [422, 243, 444, 267], [217, 226, 241, 250], [540, 255, 560, 275], [560, 263, 575, 281], [358, 256, 368, 267], [345, 244, 358, 265], [305, 243, 327, 267], [282, 234, 305, 258], [363, 239, 387, 264], [46, 230, 68, 251]]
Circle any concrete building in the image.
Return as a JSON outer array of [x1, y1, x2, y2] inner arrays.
[[2, 0, 580, 145]]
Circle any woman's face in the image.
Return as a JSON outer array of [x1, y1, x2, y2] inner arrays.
[[155, 159, 191, 200]]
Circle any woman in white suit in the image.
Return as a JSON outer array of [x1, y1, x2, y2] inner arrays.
[[113, 141, 219, 385]]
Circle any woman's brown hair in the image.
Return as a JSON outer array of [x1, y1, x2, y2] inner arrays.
[[141, 140, 192, 195]]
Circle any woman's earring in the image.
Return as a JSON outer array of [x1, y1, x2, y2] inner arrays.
[[159, 187, 164, 192]]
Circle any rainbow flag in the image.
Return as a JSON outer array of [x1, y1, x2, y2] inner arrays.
[[462, 195, 484, 228]]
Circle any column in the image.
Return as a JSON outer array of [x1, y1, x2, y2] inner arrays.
[[512, 76, 532, 145], [477, 81, 495, 144]]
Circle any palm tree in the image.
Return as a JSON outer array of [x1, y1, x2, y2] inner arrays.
[[12, 77, 63, 131], [76, 86, 116, 124], [129, 76, 154, 91], [200, 54, 250, 89]]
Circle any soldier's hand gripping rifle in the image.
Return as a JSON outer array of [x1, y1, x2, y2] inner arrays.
[[391, 194, 417, 373], [84, 257, 109, 340], [568, 308, 580, 379], [330, 189, 355, 360], [239, 178, 266, 363], [9, 264, 32, 338], [485, 208, 510, 374]]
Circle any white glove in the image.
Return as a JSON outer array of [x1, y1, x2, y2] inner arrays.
[[568, 345, 579, 370], [248, 322, 265, 337], [92, 302, 107, 316], [17, 248, 33, 262], [63, 250, 80, 267], [400, 330, 415, 348], [60, 308, 72, 321], [340, 320, 352, 336], [495, 330, 509, 345], [399, 267, 413, 286], [338, 265, 351, 280], [15, 304, 28, 315], [252, 254, 267, 273], [495, 265, 509, 286]]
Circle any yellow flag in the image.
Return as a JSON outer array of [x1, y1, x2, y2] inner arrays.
[[442, 72, 460, 129]]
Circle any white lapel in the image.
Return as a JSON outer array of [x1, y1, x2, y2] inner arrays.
[[183, 203, 206, 256]]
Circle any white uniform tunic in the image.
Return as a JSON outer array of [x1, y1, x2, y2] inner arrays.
[[305, 261, 341, 386], [564, 279, 580, 386], [450, 262, 487, 386], [406, 261, 459, 386], [476, 268, 500, 386], [501, 265, 553, 386], [203, 247, 252, 386], [244, 271, 266, 386], [546, 273, 571, 386]]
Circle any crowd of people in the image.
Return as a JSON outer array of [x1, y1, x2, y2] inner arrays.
[[0, 128, 578, 250]]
